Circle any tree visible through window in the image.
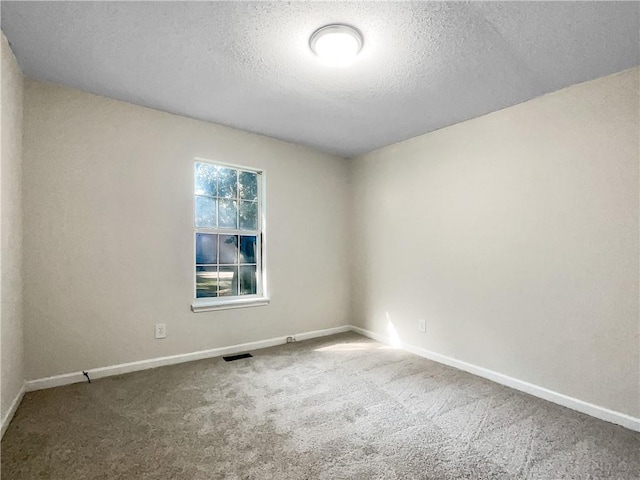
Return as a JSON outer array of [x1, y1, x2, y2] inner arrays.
[[194, 161, 263, 300]]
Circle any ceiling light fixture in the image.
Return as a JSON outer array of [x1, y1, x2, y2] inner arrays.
[[309, 24, 363, 67]]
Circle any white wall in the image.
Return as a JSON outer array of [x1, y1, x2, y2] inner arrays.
[[1, 33, 24, 421], [350, 68, 640, 417], [22, 80, 350, 380]]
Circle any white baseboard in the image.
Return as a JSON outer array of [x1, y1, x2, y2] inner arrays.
[[350, 325, 640, 433], [25, 325, 352, 392], [295, 325, 351, 341], [20, 323, 639, 433], [1, 383, 25, 439]]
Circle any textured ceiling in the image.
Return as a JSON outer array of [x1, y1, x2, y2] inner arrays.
[[2, 1, 639, 158]]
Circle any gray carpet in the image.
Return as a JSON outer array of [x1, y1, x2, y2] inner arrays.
[[2, 332, 639, 479]]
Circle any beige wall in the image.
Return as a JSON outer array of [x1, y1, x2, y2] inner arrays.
[[22, 80, 350, 380], [14, 61, 640, 420], [1, 33, 24, 421], [350, 68, 640, 417]]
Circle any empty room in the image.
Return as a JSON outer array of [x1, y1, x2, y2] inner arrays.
[[1, 1, 639, 479]]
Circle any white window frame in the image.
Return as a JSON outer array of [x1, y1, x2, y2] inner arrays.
[[191, 158, 269, 312]]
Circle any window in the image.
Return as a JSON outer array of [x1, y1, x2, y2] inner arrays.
[[192, 160, 268, 312]]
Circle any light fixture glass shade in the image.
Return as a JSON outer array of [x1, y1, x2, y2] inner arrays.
[[309, 24, 363, 67]]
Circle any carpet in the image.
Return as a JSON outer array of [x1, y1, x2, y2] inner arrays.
[[2, 332, 639, 479]]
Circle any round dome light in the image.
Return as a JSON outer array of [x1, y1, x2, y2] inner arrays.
[[309, 24, 363, 67]]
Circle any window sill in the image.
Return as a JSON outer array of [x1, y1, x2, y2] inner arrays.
[[191, 296, 270, 313]]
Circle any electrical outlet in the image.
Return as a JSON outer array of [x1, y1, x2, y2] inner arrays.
[[155, 323, 166, 339], [417, 319, 426, 333]]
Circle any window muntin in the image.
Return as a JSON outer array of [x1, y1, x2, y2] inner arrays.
[[194, 161, 263, 301]]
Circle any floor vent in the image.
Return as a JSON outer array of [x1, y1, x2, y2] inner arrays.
[[223, 353, 253, 362]]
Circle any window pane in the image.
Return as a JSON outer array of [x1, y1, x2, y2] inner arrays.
[[217, 167, 237, 198], [239, 236, 256, 264], [195, 162, 217, 197], [219, 266, 238, 296], [195, 196, 216, 228], [239, 265, 257, 295], [218, 200, 238, 229], [195, 233, 217, 264], [239, 171, 258, 201], [239, 201, 257, 230], [194, 161, 263, 302], [219, 235, 238, 264], [196, 266, 218, 298]]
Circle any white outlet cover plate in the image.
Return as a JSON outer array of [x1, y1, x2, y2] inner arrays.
[[155, 324, 166, 339], [418, 319, 426, 333]]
